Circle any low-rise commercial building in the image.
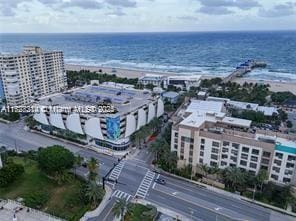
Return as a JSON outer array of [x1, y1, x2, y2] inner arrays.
[[171, 99, 296, 186], [138, 74, 166, 87], [164, 75, 202, 90], [33, 84, 164, 151]]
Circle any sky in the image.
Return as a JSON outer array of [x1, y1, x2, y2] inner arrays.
[[0, 0, 296, 33]]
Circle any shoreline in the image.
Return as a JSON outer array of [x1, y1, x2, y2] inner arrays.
[[65, 64, 296, 94]]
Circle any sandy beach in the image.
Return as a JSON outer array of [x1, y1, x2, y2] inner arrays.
[[65, 64, 296, 94], [233, 78, 296, 95]]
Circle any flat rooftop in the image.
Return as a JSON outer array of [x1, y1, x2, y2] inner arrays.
[[37, 85, 155, 117], [186, 100, 224, 114], [168, 75, 202, 81]]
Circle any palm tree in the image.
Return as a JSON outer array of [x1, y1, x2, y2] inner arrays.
[[223, 167, 245, 191], [74, 155, 83, 176], [256, 169, 268, 191], [85, 181, 104, 208], [87, 157, 99, 181], [112, 199, 132, 221]]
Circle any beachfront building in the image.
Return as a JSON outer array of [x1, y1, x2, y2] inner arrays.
[[138, 74, 166, 87], [207, 96, 278, 116], [163, 75, 202, 90], [33, 84, 164, 152], [0, 46, 67, 106], [171, 99, 296, 185]]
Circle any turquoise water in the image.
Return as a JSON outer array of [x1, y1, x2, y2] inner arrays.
[[0, 31, 296, 81]]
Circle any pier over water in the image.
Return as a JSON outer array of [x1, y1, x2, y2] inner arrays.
[[223, 60, 267, 83]]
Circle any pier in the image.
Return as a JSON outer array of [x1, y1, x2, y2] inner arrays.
[[223, 60, 267, 83]]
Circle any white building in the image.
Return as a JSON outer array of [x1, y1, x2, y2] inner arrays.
[[33, 84, 164, 151], [164, 75, 202, 90], [138, 74, 166, 87], [171, 99, 296, 186], [207, 97, 278, 116], [0, 46, 67, 106]]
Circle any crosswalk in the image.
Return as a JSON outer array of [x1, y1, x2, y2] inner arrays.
[[112, 190, 132, 201], [107, 161, 125, 188], [135, 170, 156, 199], [109, 161, 125, 181]]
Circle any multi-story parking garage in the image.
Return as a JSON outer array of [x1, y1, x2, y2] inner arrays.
[[33, 84, 164, 151]]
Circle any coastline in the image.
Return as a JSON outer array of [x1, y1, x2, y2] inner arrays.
[[65, 64, 296, 94]]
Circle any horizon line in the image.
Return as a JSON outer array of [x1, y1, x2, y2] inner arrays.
[[1, 29, 296, 34]]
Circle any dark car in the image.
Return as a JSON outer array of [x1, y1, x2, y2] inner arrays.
[[154, 178, 166, 185]]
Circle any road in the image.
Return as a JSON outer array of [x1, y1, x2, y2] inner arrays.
[[0, 121, 294, 221]]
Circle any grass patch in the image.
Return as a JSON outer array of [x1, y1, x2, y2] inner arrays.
[[125, 204, 157, 221], [0, 156, 92, 221]]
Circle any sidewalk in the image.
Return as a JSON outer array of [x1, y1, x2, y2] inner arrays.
[[80, 185, 113, 221]]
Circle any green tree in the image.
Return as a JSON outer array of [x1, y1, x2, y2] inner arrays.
[[85, 181, 104, 208], [223, 167, 246, 191], [37, 145, 75, 180], [287, 120, 293, 128], [0, 162, 24, 187], [256, 169, 268, 191], [87, 157, 99, 181], [112, 199, 132, 221]]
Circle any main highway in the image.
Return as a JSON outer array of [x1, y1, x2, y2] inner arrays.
[[0, 120, 294, 221]]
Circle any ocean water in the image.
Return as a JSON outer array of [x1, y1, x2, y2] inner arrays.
[[0, 31, 296, 81]]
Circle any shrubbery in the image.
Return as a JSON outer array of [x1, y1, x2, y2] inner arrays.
[[24, 191, 49, 209], [0, 162, 24, 187]]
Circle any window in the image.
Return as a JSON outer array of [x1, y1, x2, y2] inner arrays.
[[241, 153, 248, 160], [251, 156, 258, 162], [271, 174, 278, 180], [231, 149, 238, 156], [174, 144, 178, 149], [189, 150, 193, 157], [210, 161, 218, 167], [190, 144, 194, 150], [240, 160, 247, 166], [222, 147, 228, 153], [242, 147, 249, 153], [249, 162, 257, 169], [272, 166, 280, 173], [261, 158, 269, 165], [211, 154, 218, 160], [200, 151, 204, 157], [274, 159, 281, 166], [212, 148, 219, 154], [222, 154, 228, 159], [180, 155, 184, 160], [189, 157, 193, 163], [212, 141, 219, 147], [288, 155, 296, 161], [181, 142, 185, 148], [230, 156, 237, 162], [199, 158, 203, 164], [286, 163, 295, 168], [174, 138, 178, 143], [283, 178, 291, 183], [252, 149, 259, 155], [260, 165, 268, 170], [175, 132, 178, 137], [200, 145, 204, 150], [232, 143, 239, 149], [223, 141, 230, 146], [221, 161, 227, 166], [201, 138, 205, 144], [275, 152, 283, 159]]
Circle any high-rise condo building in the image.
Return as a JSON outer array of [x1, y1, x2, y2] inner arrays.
[[0, 46, 67, 106]]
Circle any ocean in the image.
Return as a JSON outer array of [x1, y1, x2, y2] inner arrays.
[[0, 31, 296, 81]]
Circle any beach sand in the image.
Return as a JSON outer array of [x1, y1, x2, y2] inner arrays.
[[233, 78, 296, 94], [65, 64, 296, 94]]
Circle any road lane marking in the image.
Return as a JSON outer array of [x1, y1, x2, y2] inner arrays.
[[135, 170, 156, 199], [152, 188, 248, 221]]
